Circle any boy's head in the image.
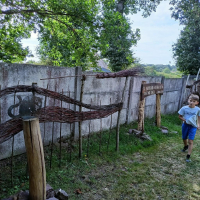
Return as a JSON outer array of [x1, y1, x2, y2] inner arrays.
[[188, 94, 199, 107]]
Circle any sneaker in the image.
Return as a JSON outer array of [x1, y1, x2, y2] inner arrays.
[[181, 145, 188, 152], [186, 154, 191, 162]]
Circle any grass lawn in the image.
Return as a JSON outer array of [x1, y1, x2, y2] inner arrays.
[[1, 114, 200, 199]]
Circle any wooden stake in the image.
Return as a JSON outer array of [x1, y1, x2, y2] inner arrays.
[[23, 118, 46, 200], [50, 85, 56, 169], [116, 77, 128, 152], [87, 99, 92, 157], [156, 94, 161, 127], [99, 100, 102, 155], [11, 81, 19, 186], [107, 98, 112, 152], [59, 89, 63, 167], [0, 85, 1, 124], [79, 78, 85, 158], [138, 81, 146, 132], [69, 89, 72, 162], [43, 84, 48, 145]]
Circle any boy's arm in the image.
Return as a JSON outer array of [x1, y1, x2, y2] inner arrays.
[[179, 115, 186, 122], [198, 116, 200, 129]]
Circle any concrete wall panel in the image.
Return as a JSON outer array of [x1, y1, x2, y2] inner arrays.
[[0, 64, 187, 160]]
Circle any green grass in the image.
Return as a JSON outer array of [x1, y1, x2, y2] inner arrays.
[[2, 114, 200, 199]]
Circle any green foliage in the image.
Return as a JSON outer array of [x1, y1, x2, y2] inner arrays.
[[0, 0, 161, 70], [100, 0, 161, 72], [170, 0, 200, 75], [138, 64, 182, 78], [0, 22, 33, 63], [163, 67, 170, 74], [144, 66, 157, 76]]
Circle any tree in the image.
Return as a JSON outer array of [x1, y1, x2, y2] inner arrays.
[[100, 0, 161, 72], [0, 0, 161, 70], [170, 0, 200, 74]]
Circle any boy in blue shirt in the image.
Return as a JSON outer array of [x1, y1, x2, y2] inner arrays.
[[178, 94, 200, 162]]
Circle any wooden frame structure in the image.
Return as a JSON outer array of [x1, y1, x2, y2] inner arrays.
[[138, 82, 164, 132]]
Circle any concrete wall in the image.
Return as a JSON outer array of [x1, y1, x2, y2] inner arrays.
[[0, 63, 187, 160], [0, 63, 81, 160]]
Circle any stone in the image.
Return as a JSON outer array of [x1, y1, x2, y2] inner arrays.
[[17, 191, 29, 200], [128, 129, 133, 134], [160, 126, 168, 130], [55, 189, 69, 200], [140, 133, 152, 141], [46, 183, 55, 199], [129, 129, 152, 141], [2, 197, 14, 200], [130, 129, 142, 135], [170, 131, 178, 134], [161, 129, 168, 134]]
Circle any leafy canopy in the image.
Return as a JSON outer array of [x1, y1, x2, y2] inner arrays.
[[170, 0, 200, 75], [0, 0, 161, 70]]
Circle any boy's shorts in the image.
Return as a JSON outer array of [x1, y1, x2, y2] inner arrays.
[[182, 123, 197, 140]]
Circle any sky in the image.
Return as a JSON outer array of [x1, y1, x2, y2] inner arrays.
[[129, 1, 183, 65], [21, 0, 183, 65]]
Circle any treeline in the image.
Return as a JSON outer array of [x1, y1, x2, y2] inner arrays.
[[133, 64, 182, 78]]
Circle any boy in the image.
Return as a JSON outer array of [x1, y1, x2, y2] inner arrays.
[[178, 94, 200, 162]]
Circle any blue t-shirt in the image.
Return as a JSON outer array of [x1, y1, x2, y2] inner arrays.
[[178, 106, 200, 122]]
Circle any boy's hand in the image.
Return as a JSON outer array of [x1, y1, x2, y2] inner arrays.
[[197, 126, 200, 130]]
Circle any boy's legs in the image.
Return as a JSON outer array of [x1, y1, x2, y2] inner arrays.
[[188, 139, 194, 155], [183, 139, 188, 146], [182, 123, 189, 151], [186, 126, 196, 162]]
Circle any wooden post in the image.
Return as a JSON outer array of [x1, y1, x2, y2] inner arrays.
[[156, 94, 161, 127], [79, 76, 85, 158], [0, 85, 1, 124], [138, 81, 146, 132], [116, 77, 128, 152], [23, 118, 46, 200]]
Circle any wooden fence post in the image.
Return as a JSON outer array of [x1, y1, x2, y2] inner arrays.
[[23, 117, 46, 200], [138, 81, 146, 132], [156, 94, 161, 127]]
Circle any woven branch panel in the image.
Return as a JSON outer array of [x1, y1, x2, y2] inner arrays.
[[96, 68, 144, 79], [0, 106, 120, 144], [0, 85, 122, 111], [0, 85, 123, 144]]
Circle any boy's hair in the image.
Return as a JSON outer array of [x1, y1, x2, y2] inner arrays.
[[189, 94, 199, 101]]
